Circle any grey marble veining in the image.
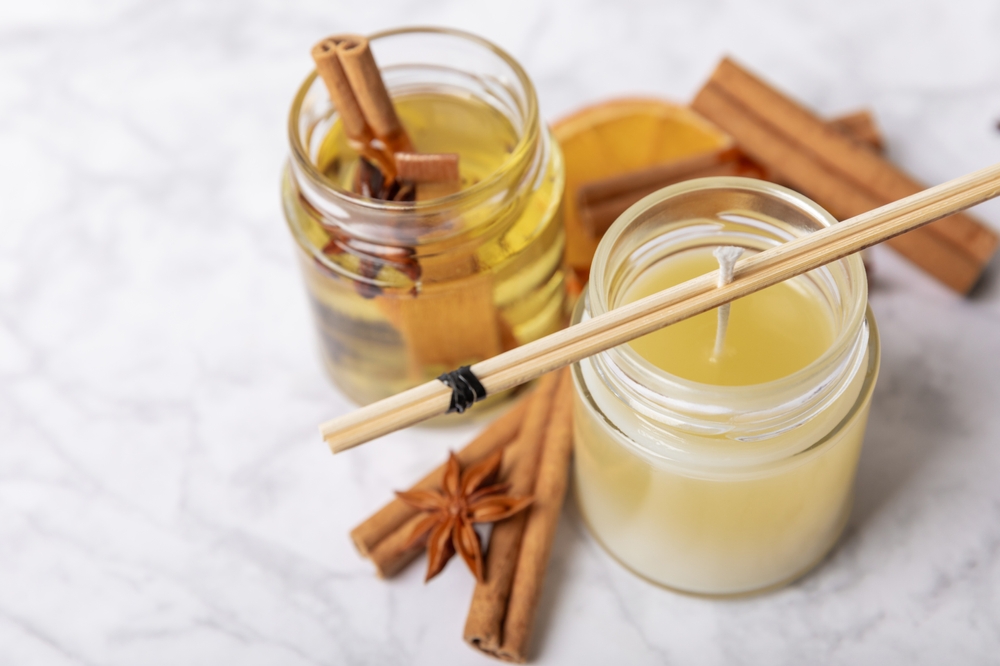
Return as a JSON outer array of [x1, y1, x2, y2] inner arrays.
[[2, 1, 1000, 663]]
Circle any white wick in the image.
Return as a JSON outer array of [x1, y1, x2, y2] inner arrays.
[[711, 246, 744, 362]]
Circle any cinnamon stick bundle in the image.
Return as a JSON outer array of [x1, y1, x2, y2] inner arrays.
[[311, 37, 375, 147], [350, 397, 530, 578], [465, 368, 574, 662], [691, 57, 999, 293], [310, 35, 457, 188]]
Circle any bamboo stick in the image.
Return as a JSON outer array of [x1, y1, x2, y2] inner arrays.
[[320, 161, 1000, 453]]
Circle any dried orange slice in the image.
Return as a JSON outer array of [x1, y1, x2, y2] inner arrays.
[[552, 98, 732, 276]]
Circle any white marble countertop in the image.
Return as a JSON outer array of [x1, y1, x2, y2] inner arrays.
[[4, 1, 1000, 663]]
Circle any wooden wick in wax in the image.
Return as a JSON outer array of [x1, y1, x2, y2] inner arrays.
[[336, 35, 415, 154], [711, 246, 744, 362]]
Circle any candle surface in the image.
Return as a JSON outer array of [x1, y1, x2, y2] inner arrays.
[[622, 247, 834, 385]]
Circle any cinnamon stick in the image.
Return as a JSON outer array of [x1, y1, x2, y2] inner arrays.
[[578, 150, 764, 237], [492, 368, 574, 663], [396, 152, 462, 200], [828, 109, 883, 151], [396, 152, 460, 183], [311, 37, 373, 146], [577, 147, 739, 206], [691, 57, 999, 293], [463, 369, 564, 658], [311, 35, 493, 371], [351, 397, 529, 577], [336, 35, 415, 154]]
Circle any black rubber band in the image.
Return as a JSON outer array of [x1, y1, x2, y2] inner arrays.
[[438, 366, 487, 414]]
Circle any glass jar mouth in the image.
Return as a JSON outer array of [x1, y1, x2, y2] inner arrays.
[[588, 176, 868, 403], [286, 26, 540, 214], [572, 305, 880, 474]]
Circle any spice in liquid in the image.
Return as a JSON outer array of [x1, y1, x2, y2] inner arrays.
[[289, 92, 565, 404]]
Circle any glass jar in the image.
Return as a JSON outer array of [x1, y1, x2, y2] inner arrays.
[[282, 28, 566, 405], [572, 177, 880, 596]]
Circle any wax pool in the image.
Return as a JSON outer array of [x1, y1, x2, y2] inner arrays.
[[624, 248, 834, 385], [573, 245, 876, 595]]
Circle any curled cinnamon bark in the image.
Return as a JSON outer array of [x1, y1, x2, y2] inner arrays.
[[463, 368, 570, 662], [493, 368, 574, 663], [336, 35, 415, 154], [311, 36, 372, 145], [396, 152, 460, 183]]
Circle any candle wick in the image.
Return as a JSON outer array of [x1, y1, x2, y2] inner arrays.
[[711, 246, 744, 362]]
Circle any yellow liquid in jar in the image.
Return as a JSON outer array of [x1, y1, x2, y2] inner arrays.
[[622, 248, 834, 385], [284, 91, 566, 405], [316, 92, 518, 193]]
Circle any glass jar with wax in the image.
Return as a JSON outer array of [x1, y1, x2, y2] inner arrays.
[[283, 28, 566, 405], [572, 177, 880, 596]]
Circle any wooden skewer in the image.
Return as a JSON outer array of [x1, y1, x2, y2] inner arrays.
[[320, 162, 1000, 453]]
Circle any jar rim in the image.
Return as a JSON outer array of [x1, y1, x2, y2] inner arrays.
[[286, 26, 540, 213], [588, 176, 869, 401], [572, 305, 881, 474]]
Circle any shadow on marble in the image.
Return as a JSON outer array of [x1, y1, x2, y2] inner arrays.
[[966, 252, 999, 302], [849, 344, 956, 532]]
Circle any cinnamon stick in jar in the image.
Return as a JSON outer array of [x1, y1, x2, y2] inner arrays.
[[311, 37, 374, 146], [396, 152, 462, 200], [311, 35, 398, 182], [337, 35, 415, 154], [396, 152, 460, 183]]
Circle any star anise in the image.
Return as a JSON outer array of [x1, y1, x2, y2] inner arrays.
[[396, 449, 532, 583]]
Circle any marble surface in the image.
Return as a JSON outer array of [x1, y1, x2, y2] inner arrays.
[[3, 0, 1000, 663]]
